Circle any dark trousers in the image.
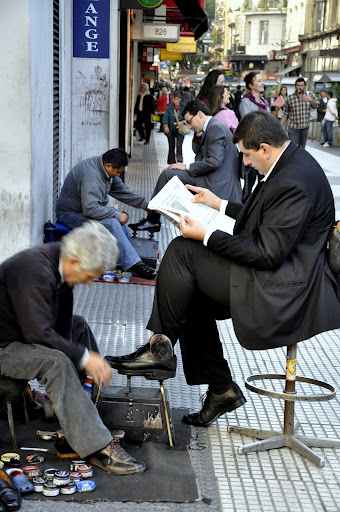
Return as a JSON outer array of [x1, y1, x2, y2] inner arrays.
[[136, 112, 152, 142], [147, 237, 232, 386], [167, 129, 184, 164], [288, 127, 309, 148]]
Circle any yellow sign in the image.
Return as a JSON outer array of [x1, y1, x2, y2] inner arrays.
[[161, 49, 183, 61], [166, 36, 197, 54]]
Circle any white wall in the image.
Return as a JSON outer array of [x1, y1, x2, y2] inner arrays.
[[30, 0, 54, 246], [246, 13, 285, 56], [0, 1, 54, 263]]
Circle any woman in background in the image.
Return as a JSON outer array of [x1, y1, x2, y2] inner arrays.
[[163, 91, 186, 165], [207, 85, 239, 133], [239, 71, 269, 118], [156, 87, 168, 133]]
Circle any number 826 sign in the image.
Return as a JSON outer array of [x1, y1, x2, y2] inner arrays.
[[143, 24, 180, 42]]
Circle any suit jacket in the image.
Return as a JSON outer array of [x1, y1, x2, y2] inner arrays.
[[134, 93, 155, 116], [0, 243, 85, 367], [188, 117, 242, 203], [208, 142, 340, 350]]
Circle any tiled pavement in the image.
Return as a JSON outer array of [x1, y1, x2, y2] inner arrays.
[[21, 130, 340, 512]]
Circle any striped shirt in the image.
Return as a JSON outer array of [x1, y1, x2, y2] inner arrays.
[[283, 91, 315, 130]]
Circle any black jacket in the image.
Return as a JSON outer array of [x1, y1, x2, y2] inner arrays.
[[0, 243, 84, 367], [208, 142, 340, 349]]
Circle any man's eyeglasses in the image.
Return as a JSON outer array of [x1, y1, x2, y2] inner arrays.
[[183, 115, 195, 126]]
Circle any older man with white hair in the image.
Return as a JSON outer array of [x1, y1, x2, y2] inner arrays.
[[134, 83, 155, 145], [0, 221, 145, 475]]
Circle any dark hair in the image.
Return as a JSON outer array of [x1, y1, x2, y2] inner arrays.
[[295, 77, 306, 86], [327, 90, 334, 98], [172, 91, 182, 99], [279, 86, 287, 95], [237, 85, 241, 90], [207, 85, 225, 115], [102, 148, 128, 168], [197, 69, 224, 101], [183, 86, 189, 91], [233, 111, 288, 150], [244, 71, 261, 91], [183, 100, 212, 117]]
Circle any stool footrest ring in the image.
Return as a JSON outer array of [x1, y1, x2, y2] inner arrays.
[[245, 373, 336, 402]]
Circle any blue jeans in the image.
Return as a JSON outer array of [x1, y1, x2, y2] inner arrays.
[[288, 127, 309, 148], [0, 316, 112, 458], [322, 120, 334, 146], [57, 212, 140, 270]]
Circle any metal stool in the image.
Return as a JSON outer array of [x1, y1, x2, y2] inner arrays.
[[228, 343, 340, 467], [124, 374, 174, 447], [0, 377, 29, 450]]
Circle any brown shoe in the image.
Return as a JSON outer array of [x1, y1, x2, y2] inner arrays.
[[88, 440, 146, 475]]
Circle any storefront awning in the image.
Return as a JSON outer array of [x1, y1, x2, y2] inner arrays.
[[276, 65, 301, 78], [172, 0, 208, 40], [316, 73, 340, 83]]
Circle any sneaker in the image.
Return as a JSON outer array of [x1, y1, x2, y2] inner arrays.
[[128, 218, 161, 233], [88, 440, 145, 475], [128, 261, 156, 280], [323, 142, 330, 147]]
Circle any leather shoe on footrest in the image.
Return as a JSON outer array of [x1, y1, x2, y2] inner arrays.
[[105, 343, 177, 380], [88, 440, 145, 476], [127, 261, 156, 280], [182, 383, 246, 427]]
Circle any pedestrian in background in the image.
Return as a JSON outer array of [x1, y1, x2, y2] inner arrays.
[[207, 85, 238, 133], [163, 91, 186, 165], [134, 83, 155, 145], [280, 77, 316, 149], [317, 90, 328, 144], [322, 91, 338, 147], [156, 86, 168, 133]]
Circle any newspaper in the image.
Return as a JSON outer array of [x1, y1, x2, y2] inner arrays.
[[148, 176, 235, 234]]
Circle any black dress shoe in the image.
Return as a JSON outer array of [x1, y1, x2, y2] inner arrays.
[[105, 343, 177, 380], [182, 383, 246, 427], [0, 480, 21, 511], [88, 440, 146, 475], [127, 261, 156, 280]]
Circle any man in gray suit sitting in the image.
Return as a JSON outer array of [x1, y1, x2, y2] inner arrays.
[[129, 100, 241, 234]]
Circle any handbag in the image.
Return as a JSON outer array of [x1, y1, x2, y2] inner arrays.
[[327, 221, 340, 276], [174, 109, 190, 136]]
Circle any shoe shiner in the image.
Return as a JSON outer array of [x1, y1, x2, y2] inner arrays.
[[0, 221, 145, 475]]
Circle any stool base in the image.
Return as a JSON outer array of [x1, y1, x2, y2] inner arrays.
[[228, 421, 340, 468]]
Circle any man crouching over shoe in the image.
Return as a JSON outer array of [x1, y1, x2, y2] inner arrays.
[[106, 111, 340, 427], [0, 221, 145, 475]]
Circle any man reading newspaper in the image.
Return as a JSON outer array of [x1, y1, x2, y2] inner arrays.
[[106, 111, 340, 428]]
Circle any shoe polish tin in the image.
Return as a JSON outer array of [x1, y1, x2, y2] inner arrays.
[[33, 477, 46, 492], [69, 471, 82, 483], [1, 452, 20, 466], [60, 482, 77, 495], [44, 468, 58, 481], [77, 464, 93, 478], [76, 480, 96, 493], [43, 482, 60, 497], [70, 460, 86, 471], [26, 454, 45, 464], [53, 470, 70, 486], [23, 465, 41, 478]]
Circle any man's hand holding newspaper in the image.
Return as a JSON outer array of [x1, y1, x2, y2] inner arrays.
[[147, 176, 235, 241]]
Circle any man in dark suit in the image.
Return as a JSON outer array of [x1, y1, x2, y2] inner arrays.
[[134, 83, 155, 145], [129, 100, 241, 233], [0, 221, 145, 475], [107, 111, 340, 428]]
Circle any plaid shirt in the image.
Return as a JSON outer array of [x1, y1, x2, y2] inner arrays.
[[283, 92, 316, 130]]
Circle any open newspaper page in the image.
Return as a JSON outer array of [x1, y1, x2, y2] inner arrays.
[[148, 176, 235, 234]]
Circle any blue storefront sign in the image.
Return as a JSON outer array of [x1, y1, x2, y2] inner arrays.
[[73, 0, 110, 58]]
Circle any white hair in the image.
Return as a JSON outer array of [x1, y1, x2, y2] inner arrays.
[[141, 83, 149, 92], [60, 221, 119, 272]]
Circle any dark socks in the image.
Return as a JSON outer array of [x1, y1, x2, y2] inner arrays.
[[209, 382, 233, 395]]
